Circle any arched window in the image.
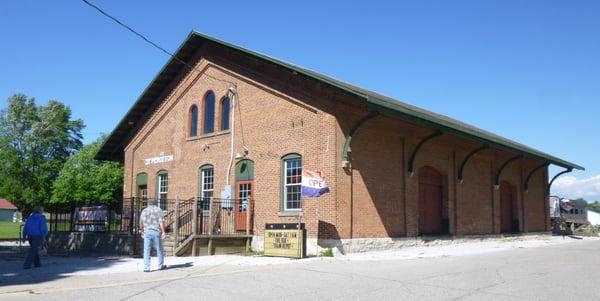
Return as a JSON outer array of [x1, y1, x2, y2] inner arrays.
[[281, 154, 302, 211], [203, 91, 215, 134], [156, 170, 168, 210], [189, 105, 198, 137], [199, 164, 214, 211], [221, 97, 230, 131], [136, 172, 148, 200], [236, 160, 254, 181]]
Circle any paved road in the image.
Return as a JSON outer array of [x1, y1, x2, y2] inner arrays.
[[3, 238, 600, 300]]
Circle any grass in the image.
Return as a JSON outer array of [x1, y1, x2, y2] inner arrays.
[[320, 248, 334, 257], [245, 247, 264, 256], [0, 219, 125, 239], [0, 221, 23, 239]]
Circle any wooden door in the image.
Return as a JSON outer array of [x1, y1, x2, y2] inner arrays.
[[136, 185, 148, 199], [500, 182, 514, 233], [419, 167, 444, 235], [235, 181, 252, 232]]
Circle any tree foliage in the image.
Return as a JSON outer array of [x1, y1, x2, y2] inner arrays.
[[587, 201, 600, 213], [51, 136, 123, 208], [0, 94, 84, 213]]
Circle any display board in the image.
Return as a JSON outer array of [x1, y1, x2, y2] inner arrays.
[[264, 223, 305, 258]]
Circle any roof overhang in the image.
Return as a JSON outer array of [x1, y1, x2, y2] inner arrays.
[[95, 31, 583, 172]]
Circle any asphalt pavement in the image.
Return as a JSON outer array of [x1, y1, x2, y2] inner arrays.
[[2, 237, 599, 300]]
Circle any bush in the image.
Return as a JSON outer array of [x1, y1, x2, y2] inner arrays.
[[320, 248, 334, 257]]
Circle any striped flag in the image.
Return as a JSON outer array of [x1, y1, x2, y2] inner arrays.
[[301, 170, 330, 197]]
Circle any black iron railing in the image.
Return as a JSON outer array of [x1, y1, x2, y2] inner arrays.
[[175, 198, 195, 243], [46, 197, 255, 253], [196, 197, 254, 236]]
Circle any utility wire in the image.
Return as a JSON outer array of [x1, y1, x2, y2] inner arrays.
[[80, 0, 234, 86], [81, 0, 249, 148]]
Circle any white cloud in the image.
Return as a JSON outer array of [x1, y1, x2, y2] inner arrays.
[[551, 175, 600, 201]]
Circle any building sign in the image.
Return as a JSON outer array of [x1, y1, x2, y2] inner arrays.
[[144, 154, 174, 166], [301, 170, 330, 197], [73, 205, 108, 232], [264, 223, 305, 258]]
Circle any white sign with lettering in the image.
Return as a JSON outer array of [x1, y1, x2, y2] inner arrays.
[[144, 154, 174, 166]]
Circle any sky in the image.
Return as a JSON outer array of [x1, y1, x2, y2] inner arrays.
[[1, 1, 598, 200]]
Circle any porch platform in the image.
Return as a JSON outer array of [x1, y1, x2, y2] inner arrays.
[[175, 234, 252, 257]]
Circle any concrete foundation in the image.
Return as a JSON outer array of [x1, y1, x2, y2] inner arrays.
[[47, 232, 135, 256]]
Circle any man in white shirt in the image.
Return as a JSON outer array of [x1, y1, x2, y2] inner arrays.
[[139, 199, 167, 272]]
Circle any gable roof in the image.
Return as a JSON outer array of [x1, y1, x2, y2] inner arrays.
[[95, 31, 583, 171], [0, 199, 17, 210]]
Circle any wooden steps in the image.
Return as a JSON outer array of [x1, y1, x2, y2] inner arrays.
[[174, 235, 251, 257]]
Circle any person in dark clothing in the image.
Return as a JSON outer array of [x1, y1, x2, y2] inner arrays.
[[22, 206, 48, 269]]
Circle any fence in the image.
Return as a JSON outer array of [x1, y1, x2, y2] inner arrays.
[[47, 197, 254, 240]]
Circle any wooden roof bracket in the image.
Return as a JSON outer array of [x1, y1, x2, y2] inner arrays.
[[548, 168, 573, 194], [494, 154, 523, 189], [407, 130, 443, 176], [341, 110, 380, 168], [457, 144, 489, 184], [524, 162, 550, 192]]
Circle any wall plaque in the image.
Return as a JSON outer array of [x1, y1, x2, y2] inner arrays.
[[144, 154, 174, 166]]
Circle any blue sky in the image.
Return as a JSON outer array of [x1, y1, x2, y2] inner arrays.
[[1, 1, 598, 200]]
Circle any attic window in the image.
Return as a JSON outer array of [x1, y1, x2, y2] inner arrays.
[[189, 105, 198, 137], [203, 91, 215, 134]]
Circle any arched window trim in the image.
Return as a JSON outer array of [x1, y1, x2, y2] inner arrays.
[[235, 159, 254, 181], [189, 105, 198, 137], [220, 96, 231, 131], [136, 172, 148, 186], [136, 172, 148, 200], [202, 91, 216, 134], [281, 153, 302, 212]]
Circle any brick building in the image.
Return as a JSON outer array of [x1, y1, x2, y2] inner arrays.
[[96, 32, 583, 255]]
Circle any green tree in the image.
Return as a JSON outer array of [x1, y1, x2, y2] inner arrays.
[[0, 94, 84, 213], [51, 136, 123, 209], [587, 201, 600, 213]]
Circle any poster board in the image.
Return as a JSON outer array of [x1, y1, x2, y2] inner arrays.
[[73, 205, 108, 232]]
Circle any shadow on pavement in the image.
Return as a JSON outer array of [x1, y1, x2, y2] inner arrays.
[[0, 241, 130, 287], [164, 262, 193, 269]]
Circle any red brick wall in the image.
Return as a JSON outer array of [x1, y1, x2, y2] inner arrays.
[[123, 43, 340, 239], [333, 100, 549, 238]]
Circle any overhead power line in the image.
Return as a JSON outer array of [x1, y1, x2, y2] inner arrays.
[[81, 0, 248, 151], [80, 0, 234, 85]]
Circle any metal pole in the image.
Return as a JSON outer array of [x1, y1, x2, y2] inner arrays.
[[192, 197, 198, 256], [246, 198, 251, 236], [174, 196, 180, 248]]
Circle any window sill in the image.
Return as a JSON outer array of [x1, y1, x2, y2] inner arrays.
[[278, 211, 303, 217], [187, 130, 231, 141]]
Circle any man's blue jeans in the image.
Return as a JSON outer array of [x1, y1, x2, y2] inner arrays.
[[24, 236, 43, 269], [143, 229, 164, 271]]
